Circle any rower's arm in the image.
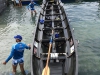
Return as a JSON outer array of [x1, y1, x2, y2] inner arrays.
[[27, 3, 31, 10], [34, 2, 39, 6], [5, 46, 15, 63], [25, 44, 31, 50], [27, 5, 30, 10]]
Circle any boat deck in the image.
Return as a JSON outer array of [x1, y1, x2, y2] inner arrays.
[[31, 0, 78, 75]]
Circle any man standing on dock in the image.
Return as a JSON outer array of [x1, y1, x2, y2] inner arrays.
[[2, 35, 31, 75], [27, 0, 37, 15]]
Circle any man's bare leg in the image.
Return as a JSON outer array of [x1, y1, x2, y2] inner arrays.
[[19, 63, 26, 75], [31, 10, 33, 15], [12, 64, 17, 75], [34, 10, 37, 15], [19, 0, 22, 7]]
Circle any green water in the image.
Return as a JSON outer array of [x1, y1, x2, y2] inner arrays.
[[64, 2, 100, 75], [0, 2, 100, 75], [0, 5, 40, 74]]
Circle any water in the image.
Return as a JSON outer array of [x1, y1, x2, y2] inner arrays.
[[64, 2, 100, 75], [0, 5, 40, 74], [0, 2, 100, 75]]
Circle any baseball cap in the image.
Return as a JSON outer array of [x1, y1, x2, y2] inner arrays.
[[14, 35, 22, 40]]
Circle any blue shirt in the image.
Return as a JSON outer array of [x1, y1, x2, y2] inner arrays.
[[5, 42, 30, 63], [27, 2, 37, 10]]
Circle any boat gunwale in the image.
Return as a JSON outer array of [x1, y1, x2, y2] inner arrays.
[[31, 0, 78, 75]]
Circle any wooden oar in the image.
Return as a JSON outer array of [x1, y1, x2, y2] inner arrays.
[[42, 30, 54, 75]]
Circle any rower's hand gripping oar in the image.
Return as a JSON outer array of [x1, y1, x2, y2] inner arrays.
[[42, 29, 54, 75]]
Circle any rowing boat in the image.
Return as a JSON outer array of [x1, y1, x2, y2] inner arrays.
[[31, 0, 78, 75]]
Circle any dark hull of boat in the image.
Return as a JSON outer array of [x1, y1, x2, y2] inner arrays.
[[31, 0, 78, 75]]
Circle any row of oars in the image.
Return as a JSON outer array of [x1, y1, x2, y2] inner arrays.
[[42, 30, 54, 75]]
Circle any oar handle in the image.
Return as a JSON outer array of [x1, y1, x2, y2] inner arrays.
[[46, 30, 54, 66], [46, 44, 52, 66]]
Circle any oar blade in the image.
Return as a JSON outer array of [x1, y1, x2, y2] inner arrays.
[[42, 67, 50, 75]]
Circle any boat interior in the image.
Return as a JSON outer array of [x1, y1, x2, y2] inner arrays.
[[31, 0, 78, 75]]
